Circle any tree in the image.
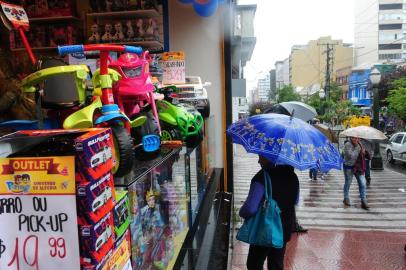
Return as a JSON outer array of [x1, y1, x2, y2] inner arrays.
[[276, 85, 301, 103], [386, 78, 406, 121], [378, 66, 406, 104], [304, 83, 360, 125], [248, 101, 273, 116]]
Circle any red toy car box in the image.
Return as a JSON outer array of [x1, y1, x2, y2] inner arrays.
[[80, 211, 115, 265], [74, 128, 114, 182], [77, 172, 115, 224]]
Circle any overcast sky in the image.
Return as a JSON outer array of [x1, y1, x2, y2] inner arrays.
[[238, 0, 355, 89]]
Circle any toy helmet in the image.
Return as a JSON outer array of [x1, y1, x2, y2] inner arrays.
[[109, 52, 154, 95]]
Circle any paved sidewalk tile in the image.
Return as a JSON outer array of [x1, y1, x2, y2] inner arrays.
[[231, 229, 406, 270]]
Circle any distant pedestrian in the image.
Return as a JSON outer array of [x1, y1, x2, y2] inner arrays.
[[360, 139, 373, 186], [239, 155, 299, 270], [309, 168, 318, 181], [343, 137, 370, 210]]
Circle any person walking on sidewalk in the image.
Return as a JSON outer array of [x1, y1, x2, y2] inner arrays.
[[239, 155, 299, 270], [360, 139, 373, 186], [343, 137, 370, 210]]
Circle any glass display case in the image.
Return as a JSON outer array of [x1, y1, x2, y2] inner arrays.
[[115, 146, 189, 270]]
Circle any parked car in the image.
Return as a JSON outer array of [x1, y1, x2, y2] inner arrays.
[[385, 132, 406, 163]]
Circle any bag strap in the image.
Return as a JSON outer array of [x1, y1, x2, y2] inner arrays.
[[263, 171, 272, 201]]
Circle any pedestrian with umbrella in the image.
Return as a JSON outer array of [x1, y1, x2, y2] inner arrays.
[[228, 113, 342, 270], [340, 126, 387, 209]]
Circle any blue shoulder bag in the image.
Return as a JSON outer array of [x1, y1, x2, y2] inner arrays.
[[236, 171, 284, 248]]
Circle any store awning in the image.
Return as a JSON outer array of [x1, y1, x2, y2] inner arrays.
[[178, 0, 224, 17]]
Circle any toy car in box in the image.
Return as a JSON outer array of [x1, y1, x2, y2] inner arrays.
[[113, 190, 130, 240], [169, 76, 211, 118], [77, 172, 115, 224], [74, 128, 114, 182], [80, 211, 115, 265]]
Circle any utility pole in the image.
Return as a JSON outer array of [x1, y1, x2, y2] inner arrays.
[[318, 41, 339, 100]]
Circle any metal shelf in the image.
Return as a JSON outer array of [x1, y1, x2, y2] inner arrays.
[[87, 9, 160, 19], [29, 16, 80, 22]]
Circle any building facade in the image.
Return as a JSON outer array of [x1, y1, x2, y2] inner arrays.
[[275, 60, 285, 89], [269, 69, 276, 100], [348, 64, 395, 107], [354, 0, 406, 66], [256, 74, 271, 102], [336, 66, 352, 100], [231, 4, 256, 122], [289, 36, 353, 89]]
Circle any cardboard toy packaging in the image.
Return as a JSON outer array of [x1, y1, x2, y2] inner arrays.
[[103, 229, 132, 270], [113, 189, 130, 241], [80, 211, 115, 265], [77, 172, 116, 224], [74, 128, 114, 182]]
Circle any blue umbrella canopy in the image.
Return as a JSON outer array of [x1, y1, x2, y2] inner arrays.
[[227, 114, 342, 172]]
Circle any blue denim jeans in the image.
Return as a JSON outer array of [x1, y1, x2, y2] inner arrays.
[[343, 168, 366, 201]]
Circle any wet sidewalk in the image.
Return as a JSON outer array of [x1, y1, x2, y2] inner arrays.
[[231, 229, 406, 270], [231, 145, 406, 269]]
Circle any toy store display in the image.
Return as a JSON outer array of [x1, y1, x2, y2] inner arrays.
[[0, 128, 119, 270], [10, 23, 78, 49], [161, 51, 185, 85], [117, 146, 189, 270], [22, 0, 75, 18], [0, 155, 81, 270], [89, 0, 158, 13], [167, 76, 211, 118], [87, 18, 160, 44]]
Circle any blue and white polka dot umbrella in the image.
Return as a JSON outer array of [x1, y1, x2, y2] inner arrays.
[[227, 113, 342, 172]]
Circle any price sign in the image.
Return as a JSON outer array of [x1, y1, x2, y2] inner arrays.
[[0, 157, 80, 270], [162, 51, 186, 85]]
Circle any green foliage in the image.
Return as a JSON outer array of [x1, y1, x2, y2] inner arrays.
[[304, 84, 360, 125], [248, 101, 273, 116], [276, 85, 301, 103], [386, 79, 406, 120]]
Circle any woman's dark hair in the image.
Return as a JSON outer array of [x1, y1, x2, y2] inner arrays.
[[263, 104, 291, 116]]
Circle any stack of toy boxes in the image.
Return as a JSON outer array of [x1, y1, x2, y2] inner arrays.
[[98, 189, 132, 269], [74, 129, 116, 270]]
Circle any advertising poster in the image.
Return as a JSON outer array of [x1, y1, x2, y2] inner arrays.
[[0, 156, 80, 270]]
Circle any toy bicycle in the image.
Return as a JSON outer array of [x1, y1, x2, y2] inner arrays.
[[156, 86, 204, 148], [107, 52, 162, 160], [58, 44, 160, 177]]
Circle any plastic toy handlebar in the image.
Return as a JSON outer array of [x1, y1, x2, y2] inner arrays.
[[58, 44, 142, 56], [58, 45, 84, 56]]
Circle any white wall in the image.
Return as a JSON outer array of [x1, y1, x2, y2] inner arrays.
[[168, 1, 225, 168], [354, 0, 379, 67]]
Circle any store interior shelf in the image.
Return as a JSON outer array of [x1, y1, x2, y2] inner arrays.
[[87, 9, 160, 19], [29, 16, 80, 22], [11, 46, 58, 52], [110, 40, 163, 47], [115, 146, 182, 187]]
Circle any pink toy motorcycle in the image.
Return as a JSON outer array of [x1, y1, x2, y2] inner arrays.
[[109, 52, 162, 160]]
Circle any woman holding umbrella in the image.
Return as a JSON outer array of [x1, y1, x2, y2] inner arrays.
[[342, 136, 370, 209], [228, 111, 342, 270]]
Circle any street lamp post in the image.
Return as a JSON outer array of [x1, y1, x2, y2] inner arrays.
[[369, 67, 383, 170], [319, 88, 325, 116]]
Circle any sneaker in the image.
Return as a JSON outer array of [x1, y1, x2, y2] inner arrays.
[[343, 198, 351, 206], [361, 200, 370, 210]]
